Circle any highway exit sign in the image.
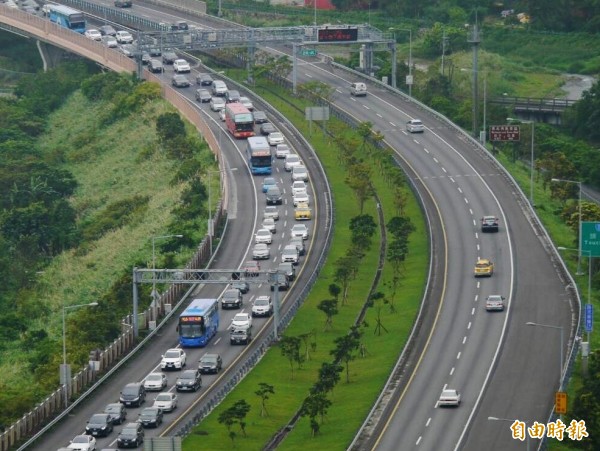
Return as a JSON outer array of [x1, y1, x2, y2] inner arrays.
[[581, 222, 600, 257], [301, 49, 317, 57]]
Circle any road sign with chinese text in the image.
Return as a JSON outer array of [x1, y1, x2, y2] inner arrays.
[[301, 49, 317, 57], [585, 303, 593, 332], [582, 222, 600, 257], [490, 125, 520, 141], [556, 392, 568, 414]]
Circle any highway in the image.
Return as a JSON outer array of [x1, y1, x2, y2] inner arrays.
[[1, 3, 577, 451]]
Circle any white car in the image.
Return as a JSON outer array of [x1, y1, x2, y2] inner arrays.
[[173, 59, 191, 73], [115, 30, 133, 44], [263, 206, 279, 221], [210, 96, 226, 112], [255, 228, 273, 244], [68, 434, 97, 451], [293, 191, 309, 207], [262, 217, 276, 233], [292, 181, 307, 196], [281, 244, 299, 265], [144, 372, 167, 391], [267, 132, 285, 146], [406, 119, 425, 133], [231, 312, 252, 329], [252, 295, 273, 317], [101, 35, 118, 48], [284, 154, 302, 171], [160, 348, 187, 370], [291, 224, 309, 240], [275, 143, 291, 159], [292, 165, 308, 182], [438, 389, 461, 407], [84, 29, 102, 41], [239, 96, 254, 110], [153, 392, 178, 412], [252, 243, 270, 260], [485, 294, 505, 311]]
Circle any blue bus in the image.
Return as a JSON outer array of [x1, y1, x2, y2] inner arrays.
[[246, 136, 273, 175], [49, 5, 86, 34], [178, 298, 219, 347]]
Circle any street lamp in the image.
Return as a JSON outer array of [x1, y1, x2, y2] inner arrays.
[[488, 416, 530, 451], [462, 68, 487, 145], [507, 118, 535, 207], [151, 234, 184, 306], [207, 168, 236, 256], [551, 178, 583, 275], [62, 301, 99, 408], [391, 28, 412, 97], [526, 321, 564, 391]]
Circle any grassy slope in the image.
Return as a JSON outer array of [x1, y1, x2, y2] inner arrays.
[[0, 92, 203, 391], [183, 82, 427, 449]]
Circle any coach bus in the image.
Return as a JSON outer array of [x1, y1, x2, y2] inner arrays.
[[224, 102, 255, 139], [48, 5, 86, 34], [178, 298, 219, 347], [246, 136, 273, 175]]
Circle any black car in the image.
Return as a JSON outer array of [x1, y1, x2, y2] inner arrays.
[[85, 413, 114, 437], [253, 110, 268, 124], [119, 382, 146, 407], [195, 88, 212, 103], [199, 353, 223, 374], [231, 280, 249, 294], [225, 89, 241, 103], [103, 402, 127, 424], [138, 407, 163, 428], [148, 47, 161, 57], [99, 25, 117, 36], [175, 368, 202, 392], [172, 75, 191, 88], [162, 51, 178, 64], [196, 73, 214, 86], [114, 0, 132, 7], [117, 422, 144, 448], [149, 59, 164, 74], [260, 122, 276, 135]]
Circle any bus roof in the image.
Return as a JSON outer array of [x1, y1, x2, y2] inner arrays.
[[49, 4, 83, 15], [247, 136, 270, 149], [225, 102, 251, 115], [180, 298, 218, 317]]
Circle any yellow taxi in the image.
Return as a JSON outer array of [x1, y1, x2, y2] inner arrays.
[[294, 202, 312, 220], [474, 258, 494, 277]]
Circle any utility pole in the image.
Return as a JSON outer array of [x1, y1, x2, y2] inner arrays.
[[441, 30, 448, 76], [467, 23, 482, 138]]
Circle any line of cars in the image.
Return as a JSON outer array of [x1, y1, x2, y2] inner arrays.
[[60, 349, 223, 449]]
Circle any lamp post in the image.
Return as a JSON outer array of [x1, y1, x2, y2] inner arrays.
[[488, 417, 530, 451], [526, 321, 564, 391], [152, 235, 183, 302], [462, 68, 487, 144], [552, 178, 583, 275], [507, 118, 535, 207], [62, 301, 99, 408], [391, 28, 412, 97]]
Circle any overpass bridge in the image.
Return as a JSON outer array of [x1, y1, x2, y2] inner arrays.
[[490, 95, 577, 124]]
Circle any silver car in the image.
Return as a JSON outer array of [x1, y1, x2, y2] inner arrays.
[[210, 96, 226, 112], [281, 244, 299, 265], [263, 206, 279, 221], [262, 217, 276, 233], [252, 243, 270, 260]]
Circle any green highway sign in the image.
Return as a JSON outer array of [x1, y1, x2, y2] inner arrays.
[[301, 49, 317, 57], [582, 222, 600, 257]]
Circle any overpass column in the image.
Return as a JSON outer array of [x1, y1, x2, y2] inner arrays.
[[247, 43, 255, 86], [36, 40, 68, 71]]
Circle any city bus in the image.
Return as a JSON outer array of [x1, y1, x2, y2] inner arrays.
[[246, 136, 273, 175], [224, 102, 255, 139], [178, 298, 219, 347], [48, 5, 86, 34]]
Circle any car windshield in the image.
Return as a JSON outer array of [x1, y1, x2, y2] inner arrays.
[[89, 414, 106, 423], [165, 350, 180, 358], [180, 371, 196, 379], [255, 298, 269, 305], [140, 409, 159, 418], [105, 404, 121, 413], [72, 436, 88, 443], [123, 385, 139, 394], [122, 426, 137, 434], [476, 262, 488, 268], [201, 356, 217, 364], [287, 155, 299, 162], [147, 374, 162, 381], [156, 394, 171, 401]]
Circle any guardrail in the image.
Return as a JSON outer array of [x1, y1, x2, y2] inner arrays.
[[490, 95, 576, 112], [0, 7, 230, 450]]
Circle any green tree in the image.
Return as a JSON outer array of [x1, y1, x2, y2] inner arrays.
[[350, 214, 377, 250], [346, 161, 374, 213], [331, 327, 362, 383], [317, 299, 338, 330], [334, 256, 355, 306], [313, 362, 343, 394], [300, 391, 332, 436], [255, 382, 275, 417], [279, 335, 303, 378], [156, 112, 186, 145]]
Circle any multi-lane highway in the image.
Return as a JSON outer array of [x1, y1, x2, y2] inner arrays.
[[1, 3, 578, 451]]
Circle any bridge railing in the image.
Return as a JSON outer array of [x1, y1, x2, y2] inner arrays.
[[0, 7, 229, 451], [490, 95, 576, 112]]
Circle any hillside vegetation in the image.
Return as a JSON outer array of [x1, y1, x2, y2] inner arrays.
[[0, 65, 215, 427]]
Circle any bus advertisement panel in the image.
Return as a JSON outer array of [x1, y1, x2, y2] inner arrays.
[[48, 5, 86, 34], [246, 136, 273, 175], [178, 298, 219, 347], [225, 102, 255, 139]]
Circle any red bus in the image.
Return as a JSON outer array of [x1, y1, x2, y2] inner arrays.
[[224, 103, 255, 138]]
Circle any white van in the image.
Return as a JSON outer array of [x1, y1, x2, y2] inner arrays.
[[350, 82, 367, 96]]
